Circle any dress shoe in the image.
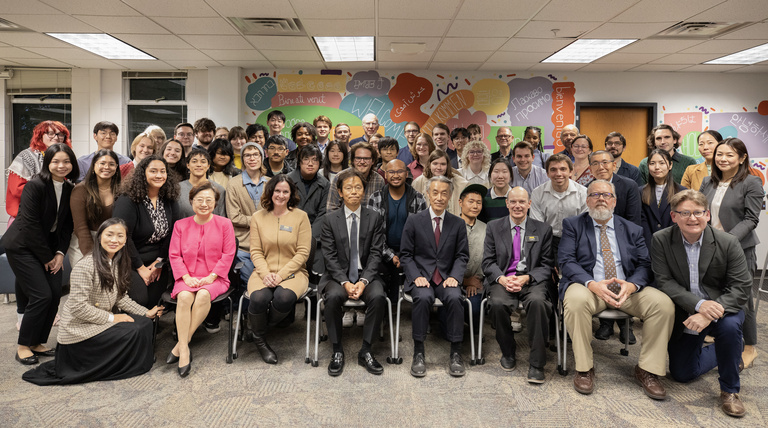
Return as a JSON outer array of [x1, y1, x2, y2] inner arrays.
[[619, 326, 637, 345], [328, 351, 345, 376], [634, 365, 667, 400], [15, 352, 39, 366], [410, 353, 426, 377], [719, 391, 746, 417], [178, 362, 191, 378], [527, 365, 545, 384], [31, 348, 56, 357], [741, 345, 757, 369], [166, 350, 180, 364], [500, 355, 517, 372], [594, 322, 613, 340], [358, 351, 384, 375], [203, 321, 221, 334], [573, 368, 595, 394], [448, 352, 465, 377]]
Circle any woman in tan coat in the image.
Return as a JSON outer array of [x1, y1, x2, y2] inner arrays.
[[247, 174, 311, 364]]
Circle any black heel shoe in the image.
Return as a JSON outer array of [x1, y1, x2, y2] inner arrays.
[[31, 348, 56, 357], [178, 362, 191, 377], [15, 351, 39, 365], [166, 350, 179, 364]]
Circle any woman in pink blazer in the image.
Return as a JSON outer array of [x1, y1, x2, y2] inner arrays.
[[168, 182, 236, 377]]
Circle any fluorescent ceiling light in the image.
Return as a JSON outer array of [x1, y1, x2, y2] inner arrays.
[[542, 39, 636, 63], [46, 33, 155, 60], [705, 42, 768, 65], [314, 37, 374, 62]]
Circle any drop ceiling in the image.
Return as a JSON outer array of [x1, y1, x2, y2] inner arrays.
[[0, 0, 766, 73]]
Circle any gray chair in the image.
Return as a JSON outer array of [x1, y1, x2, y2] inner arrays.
[[559, 306, 631, 376]]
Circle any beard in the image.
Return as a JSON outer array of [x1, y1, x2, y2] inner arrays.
[[588, 206, 614, 222]]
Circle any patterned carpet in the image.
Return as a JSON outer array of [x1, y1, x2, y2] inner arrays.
[[0, 294, 766, 427]]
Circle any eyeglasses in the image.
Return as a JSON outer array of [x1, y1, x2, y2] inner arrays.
[[589, 160, 613, 167], [468, 150, 484, 156], [604, 141, 623, 147], [193, 198, 215, 205], [496, 135, 512, 139], [572, 145, 590, 150], [45, 131, 66, 140], [243, 153, 261, 160], [386, 169, 407, 175], [267, 146, 285, 152], [673, 210, 708, 218], [97, 131, 117, 137], [301, 158, 319, 165], [176, 132, 194, 138], [587, 192, 615, 200], [354, 157, 372, 163]]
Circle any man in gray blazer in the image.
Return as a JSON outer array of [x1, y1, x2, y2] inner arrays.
[[482, 186, 555, 383], [320, 169, 387, 377], [652, 189, 751, 418]]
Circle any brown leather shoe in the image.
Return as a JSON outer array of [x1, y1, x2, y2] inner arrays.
[[719, 391, 746, 417], [573, 368, 594, 394], [634, 365, 667, 400]]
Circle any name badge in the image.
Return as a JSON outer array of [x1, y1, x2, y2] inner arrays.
[[526, 236, 539, 242], [280, 225, 293, 232]]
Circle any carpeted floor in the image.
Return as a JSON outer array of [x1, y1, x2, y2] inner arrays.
[[0, 291, 766, 427]]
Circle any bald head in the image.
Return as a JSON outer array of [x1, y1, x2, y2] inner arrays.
[[560, 124, 579, 151], [385, 158, 408, 188], [506, 186, 531, 224]]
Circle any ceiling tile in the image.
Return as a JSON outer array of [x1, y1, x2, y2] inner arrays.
[[74, 16, 170, 34], [143, 49, 213, 61], [4, 0, 60, 14], [64, 59, 125, 69], [379, 19, 451, 37], [484, 51, 548, 63], [499, 38, 571, 52], [216, 60, 274, 68], [154, 17, 240, 35], [121, 0, 217, 17], [428, 62, 480, 71], [13, 58, 74, 67], [477, 62, 538, 71], [0, 33, 70, 48], [650, 53, 721, 64], [202, 49, 266, 61], [40, 0, 141, 15], [376, 61, 429, 70], [164, 60, 222, 69], [535, 0, 638, 21], [111, 59, 176, 70], [595, 53, 668, 64], [717, 22, 768, 40], [378, 0, 460, 19], [376, 50, 434, 62], [679, 39, 766, 54], [618, 39, 705, 54], [516, 21, 601, 39], [378, 37, 442, 52], [0, 59, 24, 66], [0, 47, 45, 59], [628, 64, 691, 72], [688, 0, 768, 21], [205, 0, 297, 18], [270, 61, 325, 69], [527, 63, 585, 71], [301, 19, 375, 36], [680, 64, 747, 72], [0, 14, 99, 33], [291, 0, 374, 19], [432, 51, 492, 62], [612, 0, 723, 22], [179, 35, 252, 50], [439, 37, 508, 52], [577, 63, 638, 72], [111, 34, 193, 50], [261, 50, 322, 61], [585, 22, 677, 39], [457, 0, 548, 20], [246, 36, 317, 51], [447, 20, 525, 38], [23, 47, 104, 60], [725, 65, 768, 73]]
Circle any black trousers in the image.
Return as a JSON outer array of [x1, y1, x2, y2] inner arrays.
[[489, 281, 552, 369], [324, 279, 386, 347], [410, 282, 464, 343], [7, 249, 62, 347], [129, 267, 169, 308]]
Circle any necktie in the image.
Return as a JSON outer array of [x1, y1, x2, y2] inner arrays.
[[432, 217, 443, 284], [506, 226, 521, 276], [600, 224, 621, 294], [349, 213, 359, 283]]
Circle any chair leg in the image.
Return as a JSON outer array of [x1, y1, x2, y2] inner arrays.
[[304, 294, 312, 364], [313, 297, 323, 367], [387, 294, 404, 364], [232, 293, 246, 359], [562, 302, 569, 376], [385, 297, 395, 364], [465, 298, 476, 366], [620, 317, 630, 356], [226, 296, 234, 364], [555, 307, 566, 375], [477, 298, 487, 365]]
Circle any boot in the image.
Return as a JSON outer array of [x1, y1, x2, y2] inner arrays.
[[742, 345, 757, 369], [248, 311, 277, 364], [269, 306, 294, 328]]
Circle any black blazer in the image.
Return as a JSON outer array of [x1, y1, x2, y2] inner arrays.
[[651, 224, 751, 338], [700, 175, 764, 250], [617, 160, 643, 186], [1, 176, 74, 264], [482, 216, 555, 288], [113, 195, 179, 269], [639, 182, 685, 251], [610, 173, 642, 226], [319, 206, 384, 293], [400, 209, 469, 291]]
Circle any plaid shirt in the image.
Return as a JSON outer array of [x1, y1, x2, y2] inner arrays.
[[326, 168, 386, 212], [367, 184, 428, 261]]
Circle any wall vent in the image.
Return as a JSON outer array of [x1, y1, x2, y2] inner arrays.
[[122, 71, 188, 79], [651, 21, 751, 39], [228, 17, 306, 36]]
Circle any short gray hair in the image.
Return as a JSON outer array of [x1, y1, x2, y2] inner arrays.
[[428, 175, 453, 196], [587, 179, 616, 195]]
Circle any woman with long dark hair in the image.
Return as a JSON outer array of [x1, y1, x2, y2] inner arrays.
[[114, 155, 180, 307], [69, 149, 121, 267], [700, 138, 765, 369], [160, 139, 187, 181], [21, 218, 164, 385], [319, 140, 348, 181], [207, 138, 240, 189], [639, 149, 685, 250], [2, 144, 79, 365], [178, 148, 226, 218]]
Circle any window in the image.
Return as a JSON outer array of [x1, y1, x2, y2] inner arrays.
[[11, 94, 72, 160], [125, 76, 187, 146]]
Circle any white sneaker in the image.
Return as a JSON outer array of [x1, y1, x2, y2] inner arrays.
[[342, 310, 355, 328], [355, 309, 366, 327], [510, 311, 522, 333]]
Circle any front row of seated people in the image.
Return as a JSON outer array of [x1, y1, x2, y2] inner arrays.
[[12, 146, 751, 417]]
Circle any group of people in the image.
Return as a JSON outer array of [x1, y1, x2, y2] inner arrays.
[[3, 113, 763, 418]]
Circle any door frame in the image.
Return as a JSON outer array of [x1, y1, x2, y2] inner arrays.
[[575, 102, 658, 135]]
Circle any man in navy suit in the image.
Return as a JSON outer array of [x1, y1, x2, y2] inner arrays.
[[400, 176, 469, 378], [560, 180, 674, 399], [320, 169, 387, 377], [605, 132, 642, 185]]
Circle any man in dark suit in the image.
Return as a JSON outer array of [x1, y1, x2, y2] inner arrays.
[[320, 169, 387, 376], [652, 190, 751, 418], [589, 150, 642, 342], [400, 175, 469, 377], [482, 187, 555, 383], [605, 132, 642, 185], [560, 180, 674, 399]]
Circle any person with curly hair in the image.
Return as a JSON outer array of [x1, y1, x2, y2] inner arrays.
[[113, 155, 180, 307]]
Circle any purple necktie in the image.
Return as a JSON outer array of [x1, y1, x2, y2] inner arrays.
[[432, 217, 443, 284], [506, 226, 521, 276]]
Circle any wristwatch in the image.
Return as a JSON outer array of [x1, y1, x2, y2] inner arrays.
[[360, 278, 369, 286]]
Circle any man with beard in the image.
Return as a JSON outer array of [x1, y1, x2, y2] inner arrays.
[[605, 132, 642, 185], [192, 117, 216, 150], [397, 121, 420, 165], [334, 123, 352, 151], [559, 180, 674, 399]]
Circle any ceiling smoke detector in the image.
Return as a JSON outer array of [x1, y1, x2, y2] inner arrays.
[[651, 21, 751, 39]]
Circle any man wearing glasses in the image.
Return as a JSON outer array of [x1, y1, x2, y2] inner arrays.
[[651, 190, 751, 418], [605, 132, 642, 185], [264, 135, 293, 177], [77, 121, 131, 182], [559, 180, 674, 400], [491, 127, 514, 164], [287, 144, 328, 225], [397, 122, 420, 165], [326, 142, 385, 212]]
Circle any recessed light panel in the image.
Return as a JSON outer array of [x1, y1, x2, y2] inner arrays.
[[705, 42, 768, 65], [314, 37, 374, 62], [542, 39, 636, 63], [46, 33, 155, 60]]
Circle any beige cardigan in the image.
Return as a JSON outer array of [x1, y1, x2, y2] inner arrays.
[[226, 173, 262, 252]]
